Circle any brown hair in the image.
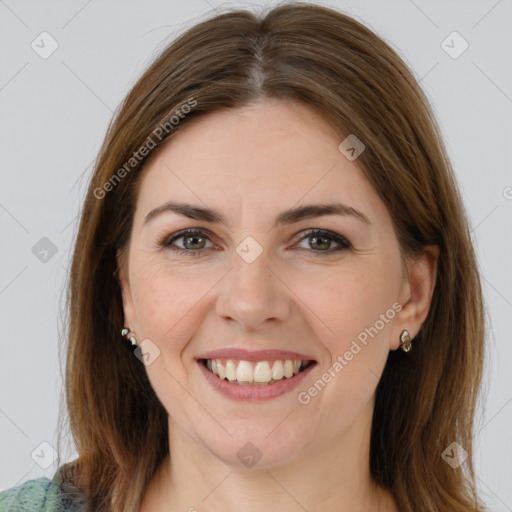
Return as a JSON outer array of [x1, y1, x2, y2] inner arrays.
[[56, 2, 487, 511]]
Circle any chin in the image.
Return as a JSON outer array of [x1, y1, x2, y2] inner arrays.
[[197, 425, 312, 471]]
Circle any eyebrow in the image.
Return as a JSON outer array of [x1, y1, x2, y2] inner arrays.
[[143, 201, 371, 227]]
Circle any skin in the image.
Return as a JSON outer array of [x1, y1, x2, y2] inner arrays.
[[117, 98, 439, 512]]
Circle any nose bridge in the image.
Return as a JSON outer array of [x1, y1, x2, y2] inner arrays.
[[215, 244, 291, 329]]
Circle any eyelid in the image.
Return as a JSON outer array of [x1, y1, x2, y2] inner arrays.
[[157, 228, 216, 250], [290, 228, 351, 253], [158, 227, 350, 255]]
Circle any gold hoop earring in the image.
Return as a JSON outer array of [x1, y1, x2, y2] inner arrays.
[[399, 329, 412, 352], [121, 327, 137, 346]]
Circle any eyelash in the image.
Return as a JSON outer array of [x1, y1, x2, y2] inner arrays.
[[157, 228, 351, 257]]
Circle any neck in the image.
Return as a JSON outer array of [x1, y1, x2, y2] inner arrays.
[[141, 400, 397, 512]]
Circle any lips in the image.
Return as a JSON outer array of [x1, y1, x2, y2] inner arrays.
[[195, 347, 317, 401], [195, 348, 316, 362]]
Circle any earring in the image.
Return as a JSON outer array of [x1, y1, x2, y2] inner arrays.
[[399, 329, 412, 352], [121, 327, 137, 346]]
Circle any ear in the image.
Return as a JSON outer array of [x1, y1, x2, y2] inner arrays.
[[116, 248, 137, 332], [390, 244, 440, 350]]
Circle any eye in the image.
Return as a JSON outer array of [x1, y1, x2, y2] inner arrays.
[[158, 228, 350, 257], [158, 229, 215, 257], [292, 229, 351, 256]]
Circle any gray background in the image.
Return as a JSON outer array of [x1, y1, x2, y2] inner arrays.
[[1, 0, 511, 509]]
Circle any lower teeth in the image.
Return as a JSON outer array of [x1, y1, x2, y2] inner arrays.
[[230, 379, 283, 386]]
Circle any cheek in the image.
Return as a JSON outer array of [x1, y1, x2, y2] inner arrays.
[[320, 264, 401, 391], [128, 262, 205, 412], [130, 261, 196, 342], [292, 259, 400, 397], [129, 258, 227, 359], [293, 261, 398, 350]]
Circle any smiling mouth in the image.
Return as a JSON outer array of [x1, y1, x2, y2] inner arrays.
[[200, 358, 316, 386]]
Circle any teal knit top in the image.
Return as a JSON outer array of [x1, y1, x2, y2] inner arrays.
[[0, 465, 85, 511]]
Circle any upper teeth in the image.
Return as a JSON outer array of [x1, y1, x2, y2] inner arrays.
[[205, 359, 310, 384]]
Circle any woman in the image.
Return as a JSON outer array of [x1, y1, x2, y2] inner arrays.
[[0, 2, 488, 511]]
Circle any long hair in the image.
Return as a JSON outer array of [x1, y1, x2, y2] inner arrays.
[[56, 3, 487, 511]]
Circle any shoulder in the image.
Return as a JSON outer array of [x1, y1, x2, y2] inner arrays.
[[0, 475, 59, 511], [0, 463, 87, 512]]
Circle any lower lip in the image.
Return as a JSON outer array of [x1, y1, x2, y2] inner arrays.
[[197, 360, 316, 401]]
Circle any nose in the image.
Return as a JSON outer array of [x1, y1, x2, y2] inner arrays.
[[214, 248, 292, 331]]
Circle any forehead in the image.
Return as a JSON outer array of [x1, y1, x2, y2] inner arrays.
[[134, 99, 385, 225]]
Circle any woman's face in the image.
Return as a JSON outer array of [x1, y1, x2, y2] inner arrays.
[[118, 98, 435, 470]]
